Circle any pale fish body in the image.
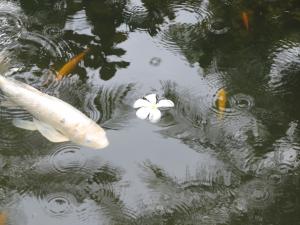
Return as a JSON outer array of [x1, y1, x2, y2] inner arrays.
[[0, 75, 109, 149]]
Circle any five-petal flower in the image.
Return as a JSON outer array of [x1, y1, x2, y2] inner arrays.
[[133, 94, 174, 123]]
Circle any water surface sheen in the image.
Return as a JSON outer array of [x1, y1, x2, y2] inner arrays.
[[0, 0, 300, 224]]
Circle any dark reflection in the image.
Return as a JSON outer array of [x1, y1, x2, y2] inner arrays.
[[0, 142, 135, 224], [151, 82, 300, 224], [1, 0, 300, 224], [17, 0, 130, 81]]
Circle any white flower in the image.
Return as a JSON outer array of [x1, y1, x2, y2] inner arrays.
[[133, 94, 174, 123]]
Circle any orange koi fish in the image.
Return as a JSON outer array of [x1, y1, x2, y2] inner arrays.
[[241, 11, 249, 31], [0, 212, 7, 225], [56, 48, 91, 80], [217, 88, 227, 118]]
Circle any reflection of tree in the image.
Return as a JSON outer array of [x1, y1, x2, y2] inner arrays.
[[132, 122, 300, 225], [0, 144, 135, 224], [4, 0, 300, 224], [146, 83, 300, 224], [160, 82, 300, 174], [18, 0, 130, 81], [135, 160, 300, 225], [161, 0, 300, 121], [83, 0, 130, 80], [1, 78, 299, 224]]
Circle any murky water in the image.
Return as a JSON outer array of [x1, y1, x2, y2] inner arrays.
[[0, 0, 300, 224]]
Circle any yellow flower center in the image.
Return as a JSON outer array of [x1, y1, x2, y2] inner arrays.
[[150, 104, 157, 109]]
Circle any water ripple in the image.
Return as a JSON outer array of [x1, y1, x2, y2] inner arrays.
[[33, 143, 92, 176], [274, 140, 300, 174], [86, 84, 133, 129], [192, 0, 211, 21], [181, 162, 241, 190], [76, 201, 110, 225], [6, 32, 68, 93], [229, 93, 255, 111], [43, 24, 64, 39], [267, 40, 300, 94], [0, 119, 33, 152], [124, 5, 149, 30], [235, 180, 274, 211], [18, 31, 64, 59], [40, 192, 76, 217], [50, 145, 86, 174], [171, 2, 206, 24], [207, 18, 230, 35], [0, 11, 23, 48], [83, 92, 101, 122], [159, 23, 197, 56], [149, 57, 162, 66], [210, 91, 255, 119]]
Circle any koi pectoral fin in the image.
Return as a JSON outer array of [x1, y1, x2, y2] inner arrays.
[[12, 119, 37, 131], [33, 118, 69, 142]]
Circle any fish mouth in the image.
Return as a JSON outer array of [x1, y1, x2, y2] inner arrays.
[[80, 132, 109, 149], [100, 136, 109, 148], [94, 134, 109, 149]]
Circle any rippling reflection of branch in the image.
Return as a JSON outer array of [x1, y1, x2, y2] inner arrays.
[[129, 82, 300, 223], [0, 142, 136, 224], [159, 82, 264, 174], [137, 160, 233, 225], [137, 157, 300, 224], [90, 83, 135, 130], [161, 82, 300, 178]]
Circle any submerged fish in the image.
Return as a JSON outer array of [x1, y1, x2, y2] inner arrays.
[[56, 48, 90, 80], [241, 11, 249, 31], [0, 212, 6, 225], [0, 75, 109, 149], [216, 88, 227, 118]]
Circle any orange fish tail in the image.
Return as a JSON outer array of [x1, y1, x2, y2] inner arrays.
[[242, 11, 249, 31]]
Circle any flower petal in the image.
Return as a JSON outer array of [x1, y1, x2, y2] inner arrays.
[[145, 94, 157, 104], [133, 99, 151, 108], [149, 108, 162, 123], [157, 99, 174, 108], [136, 107, 150, 120]]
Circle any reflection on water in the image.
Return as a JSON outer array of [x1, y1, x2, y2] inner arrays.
[[0, 0, 300, 224]]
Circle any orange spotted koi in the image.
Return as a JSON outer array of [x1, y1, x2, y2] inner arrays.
[[56, 48, 90, 80]]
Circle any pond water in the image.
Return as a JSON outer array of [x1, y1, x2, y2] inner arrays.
[[0, 0, 300, 224]]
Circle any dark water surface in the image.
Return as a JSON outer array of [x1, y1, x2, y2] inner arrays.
[[0, 0, 300, 224]]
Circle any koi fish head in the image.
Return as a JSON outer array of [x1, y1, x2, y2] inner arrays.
[[81, 123, 109, 149]]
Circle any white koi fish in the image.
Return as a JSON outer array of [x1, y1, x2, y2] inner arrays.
[[0, 75, 109, 149]]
